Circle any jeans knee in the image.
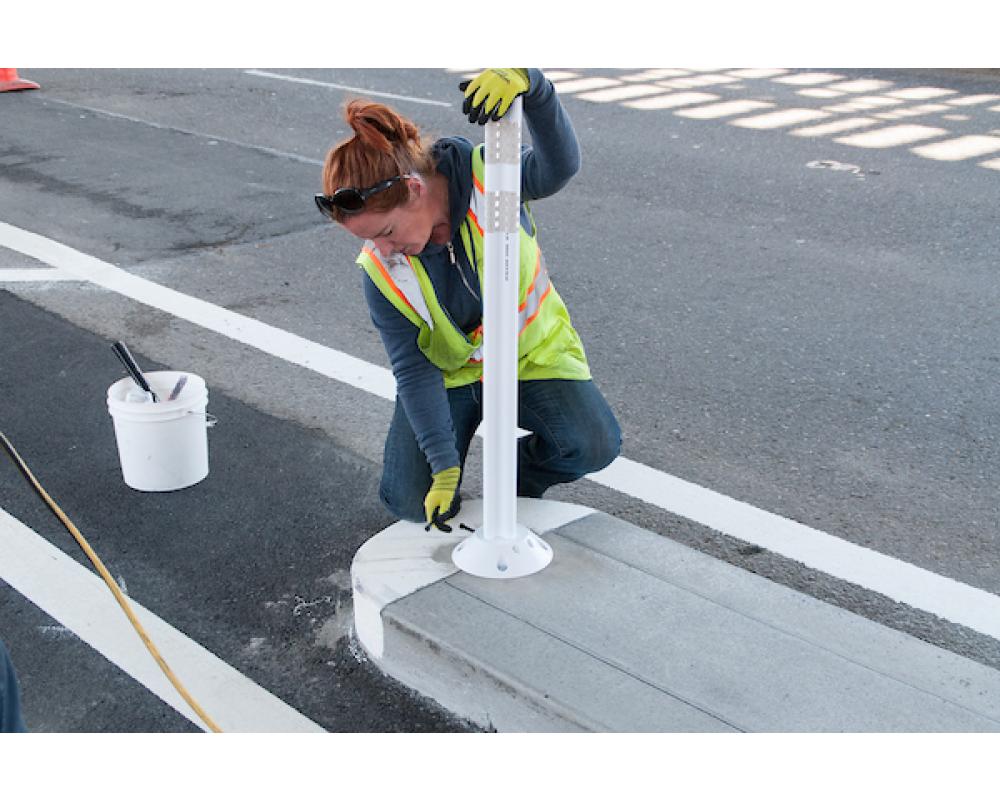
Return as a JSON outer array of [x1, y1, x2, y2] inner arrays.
[[379, 482, 425, 523], [588, 423, 621, 472]]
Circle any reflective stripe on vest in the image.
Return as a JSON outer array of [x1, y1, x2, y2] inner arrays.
[[362, 245, 434, 330]]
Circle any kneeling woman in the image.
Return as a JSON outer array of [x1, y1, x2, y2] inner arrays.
[[316, 68, 621, 528]]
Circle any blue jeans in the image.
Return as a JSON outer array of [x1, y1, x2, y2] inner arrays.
[[1, 639, 27, 733], [379, 379, 621, 522]]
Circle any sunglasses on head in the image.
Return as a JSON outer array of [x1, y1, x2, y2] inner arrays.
[[314, 174, 408, 219]]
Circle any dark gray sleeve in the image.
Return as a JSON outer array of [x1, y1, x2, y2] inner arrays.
[[520, 68, 582, 201], [363, 273, 461, 475]]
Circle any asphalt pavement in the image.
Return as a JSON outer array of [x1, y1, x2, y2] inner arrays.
[[2, 67, 1000, 735]]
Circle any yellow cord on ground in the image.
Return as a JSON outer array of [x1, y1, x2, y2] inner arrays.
[[0, 431, 222, 733]]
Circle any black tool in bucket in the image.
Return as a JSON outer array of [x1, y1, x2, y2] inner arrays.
[[111, 340, 158, 402]]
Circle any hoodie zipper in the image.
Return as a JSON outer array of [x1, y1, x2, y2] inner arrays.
[[448, 241, 480, 302]]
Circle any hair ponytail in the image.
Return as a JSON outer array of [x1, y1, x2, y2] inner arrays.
[[321, 99, 436, 221]]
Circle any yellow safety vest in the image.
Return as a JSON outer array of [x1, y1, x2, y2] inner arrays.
[[357, 144, 590, 389]]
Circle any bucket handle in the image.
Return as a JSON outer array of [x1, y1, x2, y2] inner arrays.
[[186, 411, 218, 428]]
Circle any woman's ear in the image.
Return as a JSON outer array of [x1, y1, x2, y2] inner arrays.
[[405, 174, 425, 200]]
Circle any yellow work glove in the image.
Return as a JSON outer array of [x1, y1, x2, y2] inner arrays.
[[424, 466, 461, 529], [459, 68, 530, 125]]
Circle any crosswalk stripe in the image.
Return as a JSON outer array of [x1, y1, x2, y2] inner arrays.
[[946, 94, 1000, 106], [731, 108, 830, 129], [835, 124, 949, 148], [550, 77, 621, 94], [774, 72, 845, 85], [911, 135, 1000, 161], [623, 92, 719, 110], [676, 100, 774, 119], [886, 87, 957, 100], [790, 117, 879, 137], [576, 84, 667, 103]]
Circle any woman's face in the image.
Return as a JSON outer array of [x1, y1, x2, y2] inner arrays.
[[340, 176, 450, 258]]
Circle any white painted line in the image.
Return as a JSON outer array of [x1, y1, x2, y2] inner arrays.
[[824, 96, 905, 113], [797, 88, 844, 99], [911, 135, 1000, 161], [42, 97, 324, 167], [826, 79, 895, 93], [621, 69, 692, 82], [588, 459, 1000, 641], [980, 158, 1000, 170], [623, 92, 720, 110], [657, 74, 739, 89], [549, 77, 622, 94], [946, 94, 1000, 106], [726, 68, 790, 79], [790, 117, 879, 138], [244, 69, 452, 108], [5, 222, 1000, 645], [575, 84, 666, 103], [731, 108, 831, 129], [0, 508, 325, 732], [874, 103, 950, 120], [886, 87, 957, 100], [537, 71, 581, 82], [943, 114, 971, 122], [675, 100, 774, 120], [774, 72, 844, 86], [0, 267, 80, 282], [835, 124, 949, 148], [0, 222, 396, 401]]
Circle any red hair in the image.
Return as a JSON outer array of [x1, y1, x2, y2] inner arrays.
[[321, 99, 436, 222]]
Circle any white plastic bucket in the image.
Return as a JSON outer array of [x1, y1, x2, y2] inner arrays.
[[106, 371, 212, 492]]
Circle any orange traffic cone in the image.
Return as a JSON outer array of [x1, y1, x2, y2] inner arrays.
[[0, 68, 40, 92]]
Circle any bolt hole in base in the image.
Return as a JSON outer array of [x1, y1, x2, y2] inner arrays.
[[452, 523, 552, 579]]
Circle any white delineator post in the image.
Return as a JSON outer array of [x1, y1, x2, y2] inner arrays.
[[452, 97, 553, 579]]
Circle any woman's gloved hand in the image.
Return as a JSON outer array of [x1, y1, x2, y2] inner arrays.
[[424, 466, 461, 529], [459, 69, 530, 125]]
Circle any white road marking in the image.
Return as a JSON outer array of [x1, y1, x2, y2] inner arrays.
[[946, 94, 1000, 106], [731, 108, 831, 129], [4, 221, 1000, 644], [980, 158, 1000, 170], [549, 77, 622, 94], [623, 92, 720, 110], [790, 117, 879, 138], [41, 97, 324, 167], [588, 460, 1000, 641], [886, 87, 957, 100], [726, 68, 790, 79], [798, 88, 845, 99], [675, 100, 774, 119], [835, 124, 949, 148], [622, 69, 693, 82], [244, 69, 452, 108], [824, 96, 905, 112], [875, 103, 950, 120], [576, 84, 667, 103], [0, 268, 80, 281], [657, 74, 739, 89], [0, 222, 396, 400], [774, 72, 845, 85], [0, 508, 324, 732], [911, 135, 1000, 161], [826, 79, 895, 94]]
